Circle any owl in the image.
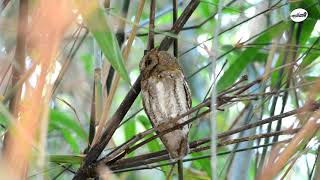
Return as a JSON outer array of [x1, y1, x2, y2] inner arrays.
[[140, 49, 192, 159]]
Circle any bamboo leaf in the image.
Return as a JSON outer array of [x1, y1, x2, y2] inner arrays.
[[299, 19, 317, 46], [50, 122, 81, 153], [49, 154, 84, 164], [295, 0, 320, 20], [124, 118, 136, 141], [74, 0, 130, 83], [192, 155, 211, 176], [49, 110, 87, 143], [0, 113, 8, 128], [124, 118, 136, 157], [300, 38, 320, 69]]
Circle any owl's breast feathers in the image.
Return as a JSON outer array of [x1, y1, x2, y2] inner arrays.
[[141, 68, 192, 159]]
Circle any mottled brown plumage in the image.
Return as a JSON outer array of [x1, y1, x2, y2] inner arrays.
[[140, 49, 192, 159]]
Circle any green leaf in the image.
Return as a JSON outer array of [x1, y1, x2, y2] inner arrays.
[[124, 118, 136, 141], [124, 118, 136, 157], [50, 110, 87, 142], [192, 155, 211, 177], [300, 37, 320, 69], [49, 154, 84, 164], [299, 19, 317, 46], [217, 22, 288, 92], [0, 112, 8, 128], [296, 0, 320, 20], [0, 103, 11, 128], [138, 115, 162, 152], [49, 110, 87, 153], [50, 122, 81, 153], [74, 1, 130, 83], [272, 19, 318, 86]]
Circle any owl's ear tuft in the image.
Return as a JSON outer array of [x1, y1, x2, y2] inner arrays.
[[140, 50, 159, 72], [139, 55, 148, 71]]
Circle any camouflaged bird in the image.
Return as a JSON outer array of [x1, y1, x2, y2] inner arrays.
[[140, 49, 192, 159]]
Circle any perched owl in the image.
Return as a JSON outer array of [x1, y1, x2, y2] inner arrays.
[[140, 49, 192, 159]]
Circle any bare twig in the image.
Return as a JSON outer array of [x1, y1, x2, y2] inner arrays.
[[52, 27, 88, 94], [209, 0, 224, 178], [136, 0, 237, 36], [147, 0, 156, 50], [99, 102, 318, 173], [102, 82, 318, 166], [110, 135, 293, 172], [172, 0, 178, 57], [0, 0, 10, 11], [186, 20, 285, 79], [310, 145, 320, 180], [56, 97, 82, 123], [111, 139, 285, 173]]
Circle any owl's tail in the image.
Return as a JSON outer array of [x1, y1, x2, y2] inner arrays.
[[163, 132, 189, 159]]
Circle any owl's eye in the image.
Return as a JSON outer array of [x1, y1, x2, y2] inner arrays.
[[145, 59, 152, 66]]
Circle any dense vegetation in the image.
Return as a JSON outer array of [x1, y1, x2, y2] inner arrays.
[[0, 0, 319, 179]]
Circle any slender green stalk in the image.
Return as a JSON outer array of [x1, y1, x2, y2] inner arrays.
[[210, 0, 224, 179]]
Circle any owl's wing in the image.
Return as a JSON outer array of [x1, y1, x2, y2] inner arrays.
[[141, 80, 157, 128], [182, 76, 192, 129], [183, 77, 192, 109]]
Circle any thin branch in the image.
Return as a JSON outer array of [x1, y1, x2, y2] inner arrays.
[[147, 0, 156, 50], [102, 107, 211, 164], [52, 165, 73, 180], [129, 0, 183, 33], [102, 102, 317, 171], [173, 1, 182, 179], [310, 145, 320, 179], [179, 0, 285, 57], [136, 0, 238, 36], [52, 27, 88, 94], [102, 79, 314, 165], [159, 0, 200, 51], [280, 153, 299, 180], [209, 0, 224, 178], [111, 139, 291, 173], [172, 0, 178, 57], [0, 0, 10, 11], [186, 20, 285, 80], [56, 97, 82, 124], [119, 108, 143, 127]]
